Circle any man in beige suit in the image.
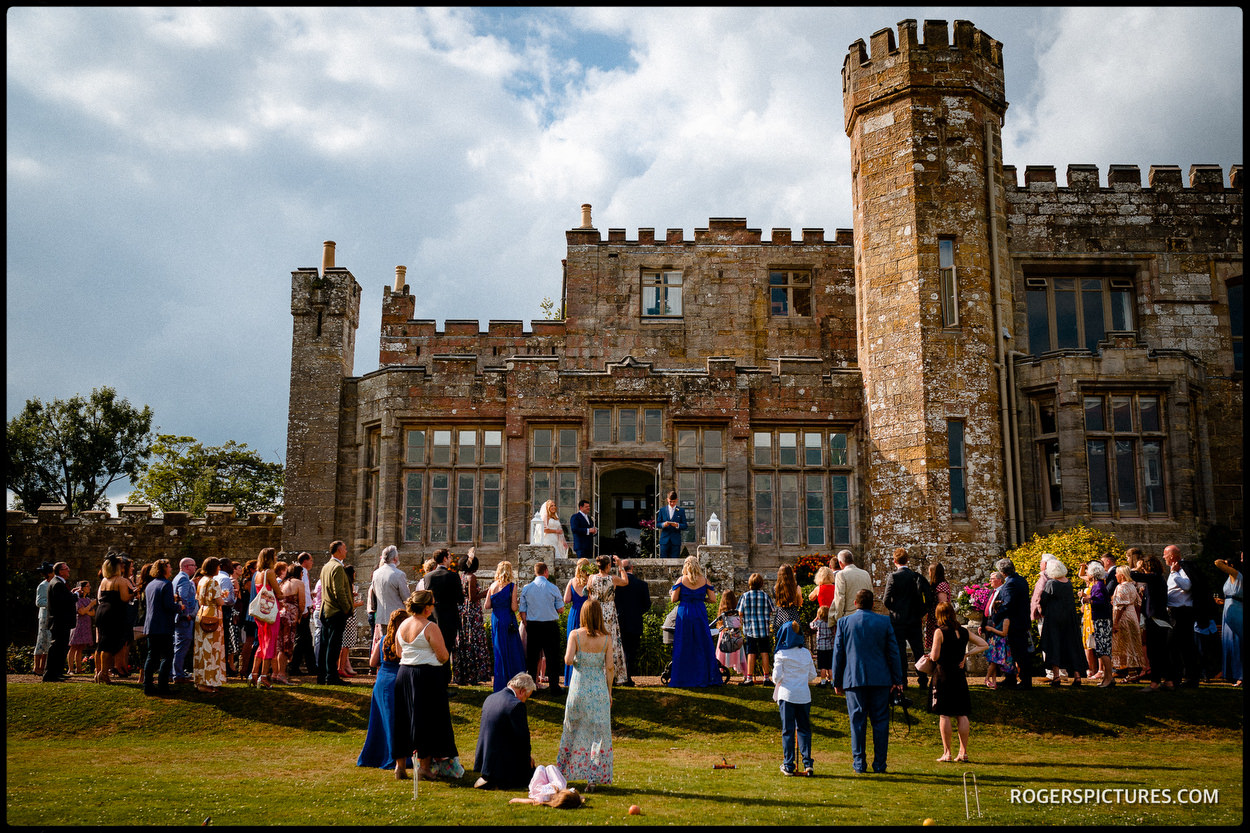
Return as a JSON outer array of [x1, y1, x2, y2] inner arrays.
[[832, 549, 873, 623]]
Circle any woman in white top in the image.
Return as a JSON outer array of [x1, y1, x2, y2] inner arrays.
[[391, 590, 456, 782], [541, 500, 571, 558]]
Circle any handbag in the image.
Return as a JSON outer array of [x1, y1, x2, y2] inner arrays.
[[717, 627, 743, 654], [915, 655, 935, 675], [196, 607, 221, 632], [249, 579, 279, 624]]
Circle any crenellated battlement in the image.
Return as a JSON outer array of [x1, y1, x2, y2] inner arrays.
[[379, 315, 567, 368], [568, 217, 853, 247], [1003, 163, 1243, 191], [842, 19, 1006, 136]]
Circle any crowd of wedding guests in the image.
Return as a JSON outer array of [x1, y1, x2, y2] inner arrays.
[[30, 537, 1242, 785]]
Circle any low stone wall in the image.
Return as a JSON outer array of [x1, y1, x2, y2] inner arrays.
[[7, 505, 284, 644]]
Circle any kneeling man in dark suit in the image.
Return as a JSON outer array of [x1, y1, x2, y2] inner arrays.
[[833, 589, 903, 774], [473, 672, 537, 789]]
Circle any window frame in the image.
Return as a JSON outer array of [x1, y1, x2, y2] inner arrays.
[[1081, 392, 1169, 518], [675, 426, 728, 543], [938, 237, 959, 328], [751, 427, 855, 548], [402, 424, 505, 545], [947, 419, 968, 518], [641, 269, 683, 318], [1025, 273, 1136, 356], [529, 424, 581, 534], [768, 269, 813, 318]]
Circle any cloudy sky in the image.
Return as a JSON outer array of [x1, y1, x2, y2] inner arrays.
[[6, 6, 1243, 512]]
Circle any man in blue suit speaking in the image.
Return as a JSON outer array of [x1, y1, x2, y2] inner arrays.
[[656, 490, 688, 559], [833, 588, 904, 774]]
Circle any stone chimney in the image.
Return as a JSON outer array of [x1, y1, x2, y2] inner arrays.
[[322, 240, 336, 273], [394, 265, 407, 293], [580, 204, 592, 228]]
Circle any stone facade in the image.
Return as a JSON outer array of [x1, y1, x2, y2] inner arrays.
[[6, 504, 282, 642], [282, 19, 1241, 594]]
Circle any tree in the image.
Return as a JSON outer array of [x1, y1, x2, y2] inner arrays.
[[127, 434, 284, 516], [6, 387, 154, 514], [539, 296, 565, 320]]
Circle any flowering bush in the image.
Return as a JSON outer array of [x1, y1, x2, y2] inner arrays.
[[1006, 524, 1126, 593], [794, 553, 832, 586], [954, 583, 993, 618], [638, 518, 657, 557]]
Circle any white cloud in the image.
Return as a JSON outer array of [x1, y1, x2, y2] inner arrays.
[[5, 6, 1242, 491]]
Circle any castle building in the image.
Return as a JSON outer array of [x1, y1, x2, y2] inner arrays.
[[283, 19, 1242, 585]]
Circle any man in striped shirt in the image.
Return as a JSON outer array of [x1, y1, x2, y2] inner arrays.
[[735, 573, 776, 686]]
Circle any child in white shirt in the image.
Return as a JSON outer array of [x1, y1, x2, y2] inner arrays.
[[772, 621, 819, 776]]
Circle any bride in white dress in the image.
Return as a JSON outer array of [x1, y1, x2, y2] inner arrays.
[[540, 500, 570, 558]]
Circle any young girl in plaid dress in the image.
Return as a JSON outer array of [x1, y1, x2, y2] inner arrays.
[[810, 605, 834, 687]]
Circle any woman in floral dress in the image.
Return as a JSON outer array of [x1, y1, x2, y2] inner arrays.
[[557, 599, 613, 788], [586, 556, 628, 684], [1110, 566, 1145, 677], [69, 580, 97, 675], [276, 563, 305, 684], [193, 557, 228, 694], [924, 563, 952, 653]]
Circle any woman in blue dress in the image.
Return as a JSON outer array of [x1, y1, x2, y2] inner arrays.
[[358, 609, 413, 771], [487, 560, 526, 692], [668, 555, 723, 688], [1216, 555, 1243, 686], [562, 558, 592, 687]]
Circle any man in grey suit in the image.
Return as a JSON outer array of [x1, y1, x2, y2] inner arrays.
[[833, 589, 904, 774]]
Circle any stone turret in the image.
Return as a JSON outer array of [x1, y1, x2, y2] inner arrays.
[[284, 240, 362, 554], [843, 19, 1013, 572]]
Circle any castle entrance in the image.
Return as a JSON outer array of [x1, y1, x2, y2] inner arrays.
[[593, 462, 660, 559]]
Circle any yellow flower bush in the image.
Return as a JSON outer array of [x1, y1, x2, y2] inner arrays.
[[1006, 523, 1126, 592]]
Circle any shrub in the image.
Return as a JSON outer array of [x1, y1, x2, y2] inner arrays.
[[8, 644, 35, 675], [794, 554, 830, 586], [1005, 523, 1126, 593], [798, 584, 820, 635]]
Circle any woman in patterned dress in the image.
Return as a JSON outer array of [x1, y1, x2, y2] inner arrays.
[[772, 564, 804, 635], [69, 580, 96, 675], [225, 561, 245, 678], [454, 550, 490, 686], [586, 556, 628, 684], [338, 565, 365, 679], [982, 571, 1014, 688], [557, 599, 614, 788], [924, 563, 952, 653], [193, 556, 228, 694], [1082, 561, 1114, 686], [275, 562, 305, 685], [1110, 566, 1145, 677]]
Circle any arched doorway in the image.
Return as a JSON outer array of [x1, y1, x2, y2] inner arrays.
[[594, 463, 660, 558]]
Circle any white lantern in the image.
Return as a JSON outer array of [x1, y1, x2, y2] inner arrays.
[[530, 512, 544, 545], [706, 512, 721, 547]]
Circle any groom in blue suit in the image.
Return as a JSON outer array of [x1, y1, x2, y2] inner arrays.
[[833, 589, 904, 774], [570, 500, 597, 560], [656, 491, 688, 559]]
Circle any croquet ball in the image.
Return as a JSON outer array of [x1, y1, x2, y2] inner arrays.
[[628, 805, 641, 815], [922, 819, 936, 826]]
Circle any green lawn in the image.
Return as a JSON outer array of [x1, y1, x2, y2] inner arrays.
[[5, 678, 1243, 826]]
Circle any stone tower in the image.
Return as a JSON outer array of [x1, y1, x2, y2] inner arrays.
[[843, 20, 1013, 573], [283, 240, 361, 555]]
